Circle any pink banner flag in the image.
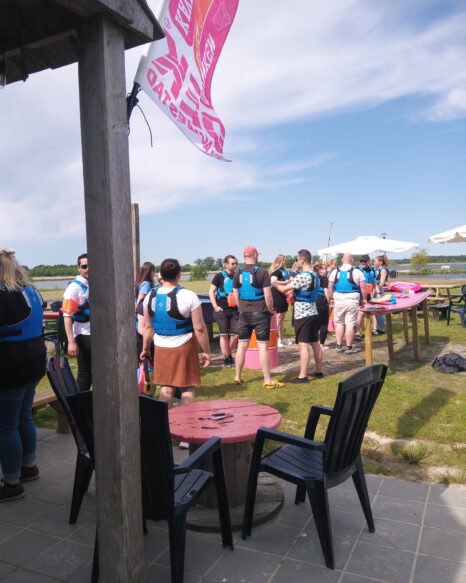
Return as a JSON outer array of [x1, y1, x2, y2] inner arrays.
[[135, 0, 239, 161]]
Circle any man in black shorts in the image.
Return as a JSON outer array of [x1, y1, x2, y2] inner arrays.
[[233, 246, 285, 390], [275, 249, 323, 382], [209, 255, 239, 367]]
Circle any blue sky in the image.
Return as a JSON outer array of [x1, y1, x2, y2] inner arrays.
[[1, 0, 466, 267]]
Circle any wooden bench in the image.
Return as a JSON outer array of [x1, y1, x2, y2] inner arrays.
[[428, 302, 450, 321], [33, 387, 70, 434]]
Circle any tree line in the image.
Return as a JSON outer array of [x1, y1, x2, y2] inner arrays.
[[25, 253, 466, 278]]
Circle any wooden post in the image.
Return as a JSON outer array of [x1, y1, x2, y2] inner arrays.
[[386, 314, 394, 359], [131, 203, 140, 283], [78, 15, 143, 582], [402, 311, 409, 344], [364, 313, 373, 366], [411, 306, 420, 360], [422, 300, 430, 345]]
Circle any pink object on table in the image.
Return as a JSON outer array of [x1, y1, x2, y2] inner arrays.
[[168, 400, 281, 445], [359, 291, 431, 314]]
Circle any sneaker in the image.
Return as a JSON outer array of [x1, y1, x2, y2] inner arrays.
[[336, 345, 345, 353], [289, 377, 308, 383], [0, 481, 25, 503], [372, 330, 385, 335], [320, 345, 329, 351], [310, 372, 324, 379], [354, 334, 363, 341], [228, 355, 235, 365], [345, 347, 358, 354], [234, 379, 244, 385], [277, 340, 284, 348], [263, 381, 285, 390], [223, 357, 231, 367], [179, 442, 190, 449], [20, 465, 39, 482]]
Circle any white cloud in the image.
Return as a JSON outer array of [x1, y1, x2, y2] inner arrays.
[[1, 0, 465, 252]]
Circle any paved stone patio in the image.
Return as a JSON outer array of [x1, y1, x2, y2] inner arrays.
[[0, 428, 465, 582]]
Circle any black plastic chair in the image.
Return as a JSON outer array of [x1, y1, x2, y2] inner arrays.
[[45, 356, 94, 524], [66, 392, 233, 583], [447, 290, 466, 327], [242, 364, 388, 569]]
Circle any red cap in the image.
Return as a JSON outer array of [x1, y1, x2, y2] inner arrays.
[[243, 246, 260, 258]]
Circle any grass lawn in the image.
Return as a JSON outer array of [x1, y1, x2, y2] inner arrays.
[[37, 282, 466, 485]]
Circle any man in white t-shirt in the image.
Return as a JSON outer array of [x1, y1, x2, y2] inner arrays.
[[62, 254, 91, 391], [328, 253, 367, 354]]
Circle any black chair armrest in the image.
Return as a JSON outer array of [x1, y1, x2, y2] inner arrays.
[[305, 405, 333, 440], [256, 427, 326, 452], [174, 436, 221, 474]]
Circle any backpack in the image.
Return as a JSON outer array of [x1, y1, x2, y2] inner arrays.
[[432, 353, 466, 374]]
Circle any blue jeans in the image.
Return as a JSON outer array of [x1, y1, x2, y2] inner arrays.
[[0, 382, 38, 482], [376, 290, 385, 332]]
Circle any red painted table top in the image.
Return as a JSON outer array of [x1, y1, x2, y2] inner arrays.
[[359, 291, 431, 315], [168, 400, 281, 444]]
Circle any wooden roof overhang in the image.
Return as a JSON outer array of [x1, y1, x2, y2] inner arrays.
[[0, 0, 163, 85]]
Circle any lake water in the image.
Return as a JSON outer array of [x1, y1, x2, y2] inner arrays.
[[34, 273, 215, 289]]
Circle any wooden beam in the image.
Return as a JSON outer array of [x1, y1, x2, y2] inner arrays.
[[422, 300, 430, 345], [131, 203, 140, 283], [77, 15, 143, 582], [364, 313, 372, 366]]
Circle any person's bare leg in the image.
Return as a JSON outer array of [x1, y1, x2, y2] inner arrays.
[[335, 324, 345, 346], [229, 334, 238, 354], [277, 312, 285, 341], [159, 386, 175, 408], [310, 342, 323, 373], [298, 342, 311, 378], [258, 341, 272, 384], [180, 388, 195, 406], [219, 335, 229, 358], [235, 340, 248, 381], [356, 311, 364, 336], [345, 324, 355, 347]]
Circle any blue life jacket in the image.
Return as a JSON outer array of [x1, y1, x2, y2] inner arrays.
[[333, 268, 360, 293], [135, 283, 159, 329], [278, 268, 290, 280], [0, 286, 43, 343], [149, 286, 193, 336], [357, 265, 375, 285], [70, 280, 90, 323], [238, 266, 264, 301], [293, 271, 319, 303], [374, 267, 389, 284], [318, 285, 325, 297], [216, 270, 234, 298]]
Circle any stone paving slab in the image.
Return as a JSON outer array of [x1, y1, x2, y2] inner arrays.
[[0, 428, 465, 582]]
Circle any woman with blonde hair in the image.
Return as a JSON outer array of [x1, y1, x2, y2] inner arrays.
[[0, 249, 46, 502], [269, 254, 292, 347]]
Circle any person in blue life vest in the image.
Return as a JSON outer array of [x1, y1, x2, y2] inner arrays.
[[328, 253, 368, 354], [0, 249, 46, 502], [135, 261, 157, 360], [373, 255, 390, 335], [269, 254, 293, 347], [209, 255, 239, 367], [355, 254, 376, 340], [275, 249, 324, 382], [62, 254, 91, 391], [140, 258, 211, 417], [233, 246, 285, 390]]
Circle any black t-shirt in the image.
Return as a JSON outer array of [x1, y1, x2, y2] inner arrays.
[[0, 288, 46, 389], [233, 265, 271, 313], [211, 271, 236, 310], [317, 275, 329, 307]]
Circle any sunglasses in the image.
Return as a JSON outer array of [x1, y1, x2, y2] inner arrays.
[[80, 264, 88, 269]]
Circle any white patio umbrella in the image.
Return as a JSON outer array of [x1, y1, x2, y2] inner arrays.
[[428, 225, 466, 244], [317, 235, 421, 256]]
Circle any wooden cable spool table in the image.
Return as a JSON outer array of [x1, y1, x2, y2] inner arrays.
[[169, 400, 283, 531]]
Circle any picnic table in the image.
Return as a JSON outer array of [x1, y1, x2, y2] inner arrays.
[[169, 400, 283, 530], [360, 291, 431, 365], [420, 283, 459, 302]]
